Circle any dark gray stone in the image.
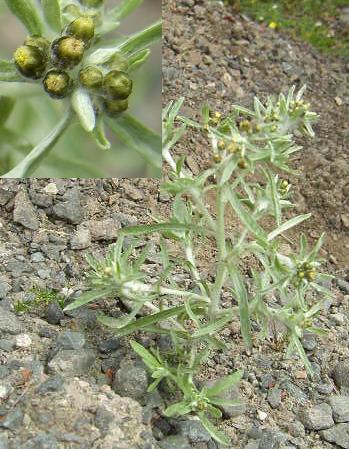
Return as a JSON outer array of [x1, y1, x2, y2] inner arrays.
[[337, 279, 349, 294], [112, 360, 148, 402], [317, 382, 333, 395], [52, 188, 83, 224], [13, 189, 39, 230], [299, 402, 334, 430], [36, 375, 64, 394], [267, 387, 282, 409], [280, 380, 307, 403], [175, 419, 211, 443], [329, 396, 349, 423], [21, 432, 59, 449], [258, 429, 288, 449], [46, 302, 64, 325], [98, 337, 121, 354], [301, 333, 317, 351], [0, 188, 12, 205], [47, 349, 96, 376], [0, 339, 14, 352], [321, 423, 349, 448], [95, 405, 114, 436], [0, 408, 24, 430], [159, 435, 191, 449], [55, 331, 86, 350], [333, 362, 349, 391], [0, 306, 22, 335]]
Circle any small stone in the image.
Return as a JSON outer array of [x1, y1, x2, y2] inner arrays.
[[15, 333, 32, 348], [0, 435, 9, 449], [280, 380, 308, 403], [333, 362, 349, 391], [175, 419, 211, 443], [0, 281, 10, 300], [0, 306, 22, 335], [44, 183, 59, 195], [341, 214, 349, 229], [46, 302, 64, 325], [331, 313, 346, 325], [267, 387, 282, 409], [70, 227, 91, 249], [0, 339, 14, 352], [0, 408, 24, 430], [55, 331, 86, 350], [98, 337, 121, 353], [258, 429, 288, 449], [52, 188, 83, 224], [0, 384, 11, 400], [257, 410, 268, 421], [329, 396, 349, 423], [13, 189, 39, 230], [47, 349, 96, 376], [287, 420, 305, 438], [317, 382, 333, 395], [299, 402, 334, 430], [335, 97, 343, 106], [88, 218, 120, 241], [301, 333, 317, 351], [205, 378, 245, 418], [320, 423, 349, 448], [112, 360, 148, 402], [159, 435, 191, 449], [21, 432, 59, 449], [244, 441, 259, 449], [36, 375, 64, 394], [31, 252, 44, 262], [337, 279, 349, 295], [0, 187, 12, 205]]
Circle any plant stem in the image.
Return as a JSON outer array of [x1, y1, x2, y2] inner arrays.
[[1, 108, 73, 178]]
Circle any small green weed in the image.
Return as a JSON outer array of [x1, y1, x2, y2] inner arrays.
[[15, 285, 65, 313]]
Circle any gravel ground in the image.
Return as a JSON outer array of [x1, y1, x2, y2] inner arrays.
[[0, 1, 349, 448]]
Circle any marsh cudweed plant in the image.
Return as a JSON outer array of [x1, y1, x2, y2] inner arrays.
[[66, 86, 333, 445], [0, 0, 161, 177]]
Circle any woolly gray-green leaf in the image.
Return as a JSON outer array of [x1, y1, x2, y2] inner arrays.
[[0, 60, 23, 82], [41, 0, 62, 32], [72, 89, 96, 133], [5, 0, 43, 35]]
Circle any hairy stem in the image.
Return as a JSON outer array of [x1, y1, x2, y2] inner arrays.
[[1, 108, 74, 178]]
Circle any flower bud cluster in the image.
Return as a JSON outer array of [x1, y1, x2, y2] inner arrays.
[[13, 15, 133, 115], [295, 262, 317, 285]]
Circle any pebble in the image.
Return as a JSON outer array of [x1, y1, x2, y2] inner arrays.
[[0, 435, 9, 449], [47, 348, 96, 376], [98, 337, 121, 354], [46, 302, 64, 325], [332, 362, 349, 391], [88, 218, 120, 241], [55, 331, 86, 350], [174, 419, 211, 443], [205, 378, 245, 418], [257, 410, 268, 421], [70, 227, 91, 249], [0, 408, 24, 431], [13, 189, 39, 230], [258, 429, 288, 449], [301, 333, 317, 351], [36, 375, 65, 395], [44, 183, 59, 195], [0, 384, 11, 400], [0, 306, 22, 335], [159, 435, 191, 449], [267, 387, 282, 409], [15, 333, 32, 348], [112, 360, 149, 402], [52, 188, 83, 224], [320, 423, 349, 448], [337, 279, 349, 295], [20, 432, 59, 449], [299, 402, 334, 430], [329, 396, 349, 423]]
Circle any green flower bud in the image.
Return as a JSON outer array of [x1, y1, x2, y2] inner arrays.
[[108, 53, 129, 72], [238, 158, 248, 169], [43, 69, 72, 99], [103, 99, 128, 117], [24, 36, 50, 53], [51, 36, 85, 69], [13, 45, 47, 79], [67, 17, 95, 43], [103, 71, 133, 100], [79, 66, 103, 89]]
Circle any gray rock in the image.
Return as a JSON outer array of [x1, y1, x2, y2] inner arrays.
[[333, 362, 349, 391], [13, 189, 39, 230], [36, 375, 64, 394], [280, 380, 307, 403], [267, 387, 282, 409], [53, 188, 83, 224], [337, 279, 349, 295], [112, 360, 148, 402], [0, 435, 9, 449], [0, 366, 9, 379], [0, 281, 10, 300], [0, 187, 12, 205], [245, 441, 259, 449], [0, 408, 24, 430], [95, 405, 114, 436], [159, 435, 191, 449], [205, 378, 245, 418], [31, 252, 45, 262], [46, 302, 64, 325], [301, 333, 317, 351], [329, 396, 349, 423], [88, 218, 120, 241], [317, 382, 333, 395], [20, 433, 59, 449], [287, 420, 305, 438], [175, 419, 211, 443], [0, 306, 22, 335], [55, 331, 86, 350], [47, 349, 96, 376], [0, 339, 14, 352], [258, 429, 288, 449], [70, 227, 91, 249], [98, 337, 121, 353], [321, 423, 349, 448], [299, 402, 334, 430]]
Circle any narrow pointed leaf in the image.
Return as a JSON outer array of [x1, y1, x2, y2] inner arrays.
[[164, 401, 192, 417], [267, 214, 311, 241], [120, 222, 205, 237], [63, 287, 115, 311], [128, 49, 151, 72], [111, 0, 143, 20], [191, 313, 232, 338], [229, 268, 252, 348], [91, 116, 111, 150], [5, 0, 43, 35], [42, 0, 61, 32], [206, 371, 243, 397], [118, 20, 162, 56], [130, 340, 161, 369], [198, 413, 230, 446], [72, 88, 96, 133]]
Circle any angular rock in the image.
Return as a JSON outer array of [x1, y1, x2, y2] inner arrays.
[[0, 306, 22, 335], [159, 435, 191, 449], [337, 279, 349, 294], [267, 387, 282, 409], [329, 396, 349, 423], [46, 302, 64, 325], [70, 227, 91, 249], [36, 375, 64, 395], [0, 281, 10, 300], [20, 433, 59, 449], [299, 402, 334, 430], [15, 333, 32, 348], [258, 429, 288, 449], [52, 188, 83, 224], [244, 441, 259, 449], [175, 419, 211, 443], [13, 189, 39, 230], [0, 408, 24, 431], [333, 362, 349, 391], [47, 349, 96, 376], [112, 359, 148, 402], [55, 331, 86, 350], [0, 187, 13, 205], [88, 218, 120, 241], [321, 423, 349, 448]]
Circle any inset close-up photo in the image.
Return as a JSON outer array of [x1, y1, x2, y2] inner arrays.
[[0, 0, 161, 178]]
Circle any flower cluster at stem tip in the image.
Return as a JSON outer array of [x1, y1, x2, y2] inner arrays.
[[13, 1, 133, 117]]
